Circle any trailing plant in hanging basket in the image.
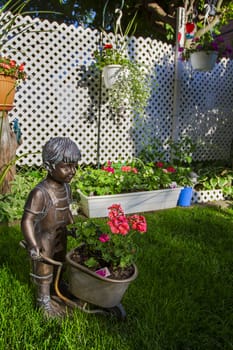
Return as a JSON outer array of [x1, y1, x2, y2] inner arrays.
[[93, 9, 152, 117]]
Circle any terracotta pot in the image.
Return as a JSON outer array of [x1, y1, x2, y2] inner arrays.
[[0, 75, 16, 111], [190, 51, 218, 72], [66, 247, 138, 308], [103, 64, 122, 88]]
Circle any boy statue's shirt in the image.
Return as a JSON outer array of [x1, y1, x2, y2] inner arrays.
[[23, 179, 73, 254]]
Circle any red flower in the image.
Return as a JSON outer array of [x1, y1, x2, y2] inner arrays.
[[186, 22, 195, 34], [102, 166, 114, 173], [156, 162, 164, 168], [18, 63, 25, 72], [9, 60, 16, 67], [102, 160, 115, 173], [166, 166, 176, 173], [104, 44, 113, 50]]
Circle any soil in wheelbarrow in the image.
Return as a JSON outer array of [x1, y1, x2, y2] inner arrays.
[[70, 246, 135, 280]]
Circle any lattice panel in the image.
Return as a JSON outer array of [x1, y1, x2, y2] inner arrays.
[[192, 189, 225, 203], [2, 15, 233, 166], [179, 59, 233, 161]]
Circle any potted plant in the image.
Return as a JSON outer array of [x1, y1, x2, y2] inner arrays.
[[0, 57, 26, 111], [181, 33, 232, 71], [66, 204, 147, 313], [93, 9, 151, 117], [71, 159, 188, 217]]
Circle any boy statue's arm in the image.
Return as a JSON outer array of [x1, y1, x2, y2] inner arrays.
[[21, 188, 44, 260]]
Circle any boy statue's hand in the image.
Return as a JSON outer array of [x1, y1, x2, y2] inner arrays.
[[29, 246, 42, 261]]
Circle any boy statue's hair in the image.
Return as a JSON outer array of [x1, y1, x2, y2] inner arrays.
[[42, 137, 81, 170]]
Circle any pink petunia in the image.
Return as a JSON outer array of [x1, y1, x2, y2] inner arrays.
[[99, 233, 110, 243], [102, 166, 114, 173], [102, 160, 114, 173]]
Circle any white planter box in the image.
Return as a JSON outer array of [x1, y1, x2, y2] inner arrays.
[[191, 189, 224, 203], [78, 187, 182, 218]]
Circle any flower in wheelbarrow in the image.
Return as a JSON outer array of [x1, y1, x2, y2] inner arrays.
[[128, 214, 147, 232], [107, 204, 130, 234], [99, 233, 110, 243], [68, 204, 147, 275]]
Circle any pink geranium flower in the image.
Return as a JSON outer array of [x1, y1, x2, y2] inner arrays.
[[128, 215, 147, 232], [69, 203, 147, 270], [108, 216, 130, 235]]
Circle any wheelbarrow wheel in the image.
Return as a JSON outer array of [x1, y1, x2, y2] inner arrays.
[[106, 303, 126, 320]]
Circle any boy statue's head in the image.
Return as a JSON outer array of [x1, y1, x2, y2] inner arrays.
[[42, 137, 81, 172]]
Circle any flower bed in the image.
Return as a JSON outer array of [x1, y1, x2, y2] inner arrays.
[[72, 160, 190, 217]]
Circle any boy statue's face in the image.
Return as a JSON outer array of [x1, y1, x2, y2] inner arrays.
[[49, 162, 77, 183]]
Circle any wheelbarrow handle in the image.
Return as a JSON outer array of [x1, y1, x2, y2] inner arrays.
[[40, 253, 63, 266], [19, 240, 62, 266]]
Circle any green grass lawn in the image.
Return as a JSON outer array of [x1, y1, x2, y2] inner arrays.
[[0, 205, 232, 350]]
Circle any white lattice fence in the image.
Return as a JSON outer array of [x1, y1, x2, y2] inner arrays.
[[3, 15, 233, 166]]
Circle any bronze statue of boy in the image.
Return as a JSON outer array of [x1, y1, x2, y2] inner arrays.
[[21, 137, 81, 317]]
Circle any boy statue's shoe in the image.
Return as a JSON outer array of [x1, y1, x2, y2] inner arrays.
[[37, 295, 67, 318]]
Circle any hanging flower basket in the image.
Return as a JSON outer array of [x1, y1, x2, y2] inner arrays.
[[102, 64, 122, 88], [0, 75, 16, 111], [190, 51, 218, 72]]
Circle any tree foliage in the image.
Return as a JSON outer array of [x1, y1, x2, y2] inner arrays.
[[0, 0, 232, 43]]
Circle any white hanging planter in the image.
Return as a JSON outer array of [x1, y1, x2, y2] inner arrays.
[[103, 64, 122, 88], [190, 51, 218, 72]]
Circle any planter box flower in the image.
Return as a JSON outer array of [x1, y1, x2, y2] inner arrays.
[[78, 187, 182, 218]]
